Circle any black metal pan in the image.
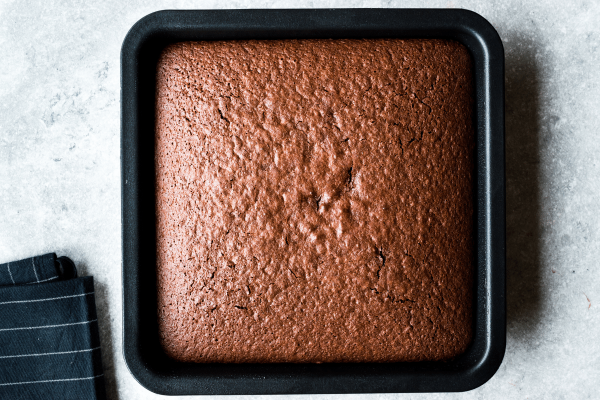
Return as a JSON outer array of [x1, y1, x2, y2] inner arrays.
[[121, 8, 505, 395]]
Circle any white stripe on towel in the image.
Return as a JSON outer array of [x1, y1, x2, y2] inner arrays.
[[6, 263, 15, 285], [0, 292, 93, 305], [32, 258, 40, 282], [0, 346, 101, 359], [25, 275, 59, 285], [0, 374, 104, 387], [0, 319, 97, 333]]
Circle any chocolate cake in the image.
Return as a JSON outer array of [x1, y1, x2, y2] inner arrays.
[[155, 39, 475, 363]]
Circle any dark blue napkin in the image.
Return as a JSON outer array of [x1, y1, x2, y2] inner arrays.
[[0, 253, 106, 400]]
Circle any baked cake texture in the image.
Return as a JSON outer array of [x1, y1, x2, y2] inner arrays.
[[155, 39, 475, 363]]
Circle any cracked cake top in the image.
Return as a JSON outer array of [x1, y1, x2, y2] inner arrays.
[[155, 39, 475, 363]]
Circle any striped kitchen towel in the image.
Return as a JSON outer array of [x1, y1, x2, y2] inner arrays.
[[0, 253, 106, 400]]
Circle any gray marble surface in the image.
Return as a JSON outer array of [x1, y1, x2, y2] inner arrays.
[[1, 0, 599, 398]]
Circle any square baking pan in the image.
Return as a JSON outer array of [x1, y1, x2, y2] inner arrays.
[[121, 8, 505, 395]]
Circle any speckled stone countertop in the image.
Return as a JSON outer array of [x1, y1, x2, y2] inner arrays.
[[1, 1, 598, 399]]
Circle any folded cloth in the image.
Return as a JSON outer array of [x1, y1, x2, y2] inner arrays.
[[0, 254, 106, 400], [0, 253, 76, 286]]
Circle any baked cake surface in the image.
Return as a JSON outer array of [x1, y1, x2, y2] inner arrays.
[[155, 39, 474, 363]]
